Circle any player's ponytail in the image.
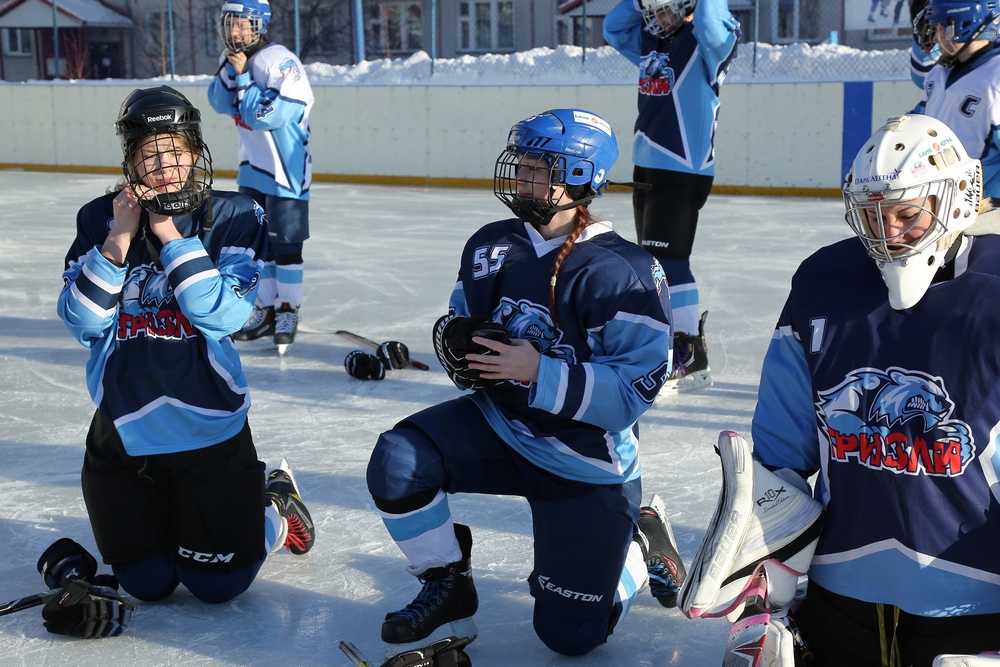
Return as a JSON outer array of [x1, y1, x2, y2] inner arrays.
[[548, 206, 595, 327]]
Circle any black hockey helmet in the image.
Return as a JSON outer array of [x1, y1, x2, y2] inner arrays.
[[115, 86, 213, 215]]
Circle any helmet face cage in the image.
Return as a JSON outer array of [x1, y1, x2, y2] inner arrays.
[[494, 149, 568, 225], [843, 181, 952, 262], [640, 0, 696, 37], [116, 87, 213, 216], [123, 131, 213, 216], [219, 11, 265, 52], [920, 0, 999, 62]]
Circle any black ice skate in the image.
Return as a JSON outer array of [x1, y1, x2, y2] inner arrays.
[[232, 304, 275, 341], [636, 493, 687, 608], [661, 310, 713, 395], [266, 458, 315, 555], [382, 523, 479, 649], [274, 302, 299, 356]]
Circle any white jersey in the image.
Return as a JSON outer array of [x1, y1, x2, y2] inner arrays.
[[207, 42, 314, 200], [915, 48, 1000, 198]]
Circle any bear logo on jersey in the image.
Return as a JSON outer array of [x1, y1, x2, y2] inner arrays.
[[119, 263, 196, 340], [639, 52, 675, 96], [817, 367, 975, 477], [495, 297, 575, 365]]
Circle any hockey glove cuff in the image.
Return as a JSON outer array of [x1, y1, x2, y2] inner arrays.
[[42, 580, 135, 639], [377, 341, 410, 370], [432, 313, 511, 391], [37, 538, 99, 589], [381, 635, 472, 667], [345, 350, 386, 380]]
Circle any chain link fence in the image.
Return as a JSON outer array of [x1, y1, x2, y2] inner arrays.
[[123, 0, 914, 83]]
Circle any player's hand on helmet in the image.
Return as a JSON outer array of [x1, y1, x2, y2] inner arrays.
[[224, 50, 248, 74], [433, 314, 511, 390], [41, 579, 135, 639]]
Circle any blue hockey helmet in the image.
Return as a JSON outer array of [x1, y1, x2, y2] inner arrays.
[[494, 109, 619, 225], [219, 0, 271, 53], [919, 0, 999, 59], [115, 86, 213, 216]]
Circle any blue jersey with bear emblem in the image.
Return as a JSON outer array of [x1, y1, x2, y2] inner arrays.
[[448, 217, 673, 485], [751, 229, 1000, 616]]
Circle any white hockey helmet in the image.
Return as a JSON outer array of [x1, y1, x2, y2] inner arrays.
[[844, 114, 982, 310], [639, 0, 696, 38]]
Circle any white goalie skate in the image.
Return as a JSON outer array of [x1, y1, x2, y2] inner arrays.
[[678, 430, 824, 621]]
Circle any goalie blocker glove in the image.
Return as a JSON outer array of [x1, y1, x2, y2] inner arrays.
[[432, 314, 511, 391], [42, 580, 134, 639]]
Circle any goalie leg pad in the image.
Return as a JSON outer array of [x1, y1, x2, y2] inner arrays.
[[679, 430, 824, 619]]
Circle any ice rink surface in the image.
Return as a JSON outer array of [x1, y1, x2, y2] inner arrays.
[[0, 170, 850, 666]]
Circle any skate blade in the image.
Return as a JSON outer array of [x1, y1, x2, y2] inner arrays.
[[658, 368, 713, 397], [383, 617, 478, 660]]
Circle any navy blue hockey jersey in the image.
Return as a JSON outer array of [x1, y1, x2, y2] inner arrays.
[[449, 218, 673, 485], [752, 230, 1000, 616], [57, 191, 269, 456], [604, 0, 739, 176]]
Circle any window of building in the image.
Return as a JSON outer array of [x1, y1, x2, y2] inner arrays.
[[458, 0, 514, 53], [773, 0, 820, 44], [366, 1, 423, 58], [3, 28, 33, 56], [555, 15, 607, 48]]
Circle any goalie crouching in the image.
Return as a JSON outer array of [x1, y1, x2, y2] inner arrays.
[[683, 114, 1000, 667]]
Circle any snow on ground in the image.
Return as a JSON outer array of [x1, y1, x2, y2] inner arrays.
[[0, 170, 851, 666]]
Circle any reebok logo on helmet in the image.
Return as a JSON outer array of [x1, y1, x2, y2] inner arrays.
[[144, 112, 175, 124]]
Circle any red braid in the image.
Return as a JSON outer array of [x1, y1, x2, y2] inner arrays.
[[548, 206, 595, 326]]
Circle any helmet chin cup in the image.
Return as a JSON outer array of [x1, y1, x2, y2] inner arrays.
[[879, 252, 940, 310]]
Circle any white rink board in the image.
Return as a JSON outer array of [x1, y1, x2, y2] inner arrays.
[[3, 80, 917, 191]]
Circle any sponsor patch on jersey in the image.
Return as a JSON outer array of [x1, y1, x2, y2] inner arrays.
[[817, 366, 975, 477]]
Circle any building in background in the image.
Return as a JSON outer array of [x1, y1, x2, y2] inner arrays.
[[0, 0, 913, 81]]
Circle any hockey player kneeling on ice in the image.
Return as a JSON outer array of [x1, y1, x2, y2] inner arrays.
[[55, 86, 315, 607], [691, 115, 1000, 666], [366, 109, 687, 657]]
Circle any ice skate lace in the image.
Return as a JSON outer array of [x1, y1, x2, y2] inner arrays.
[[245, 306, 269, 328], [394, 577, 450, 624], [647, 555, 680, 599], [275, 309, 298, 335], [285, 512, 312, 551], [670, 338, 693, 378]]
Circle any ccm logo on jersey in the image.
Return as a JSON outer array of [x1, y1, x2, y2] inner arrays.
[[536, 576, 604, 602], [177, 547, 235, 563]]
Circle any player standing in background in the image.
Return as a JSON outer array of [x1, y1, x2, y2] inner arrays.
[[685, 115, 1000, 666], [207, 0, 314, 355], [604, 0, 739, 394], [366, 109, 686, 656], [56, 86, 315, 613], [912, 0, 1000, 199]]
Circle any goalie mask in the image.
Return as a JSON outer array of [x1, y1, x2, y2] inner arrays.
[[640, 0, 696, 38], [915, 0, 1000, 66], [494, 108, 619, 226], [115, 86, 213, 216], [844, 115, 981, 310], [219, 0, 271, 53]]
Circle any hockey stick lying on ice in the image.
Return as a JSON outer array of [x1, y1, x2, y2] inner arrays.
[[0, 588, 60, 617], [335, 330, 431, 371], [339, 640, 377, 667]]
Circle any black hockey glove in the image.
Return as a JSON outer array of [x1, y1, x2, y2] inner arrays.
[[41, 580, 135, 639], [345, 349, 386, 380], [38, 538, 99, 589], [377, 341, 410, 370], [380, 635, 472, 667], [432, 314, 511, 391]]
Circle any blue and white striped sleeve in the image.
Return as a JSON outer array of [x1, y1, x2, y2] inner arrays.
[[57, 246, 125, 348]]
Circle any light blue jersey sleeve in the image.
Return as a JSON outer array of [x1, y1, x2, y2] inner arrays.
[[603, 0, 644, 66], [751, 322, 822, 476], [57, 246, 127, 348]]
